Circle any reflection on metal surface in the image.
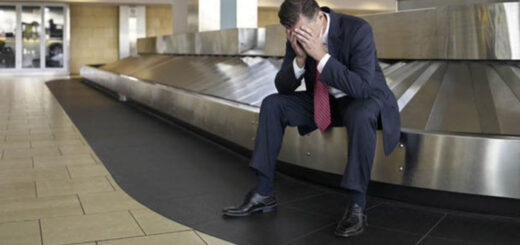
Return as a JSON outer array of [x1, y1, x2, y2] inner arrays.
[[362, 2, 520, 60], [81, 56, 520, 199], [138, 2, 520, 60], [238, 2, 520, 60], [139, 28, 263, 56], [397, 0, 517, 11]]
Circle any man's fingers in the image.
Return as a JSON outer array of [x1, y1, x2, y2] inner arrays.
[[295, 32, 310, 44], [295, 29, 312, 42], [299, 26, 314, 37]]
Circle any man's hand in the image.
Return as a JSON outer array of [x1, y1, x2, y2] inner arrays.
[[286, 29, 306, 68], [294, 26, 327, 62]]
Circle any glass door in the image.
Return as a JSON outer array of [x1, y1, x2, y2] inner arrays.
[[44, 6, 64, 68], [21, 5, 41, 69], [0, 3, 68, 74], [0, 5, 17, 69]]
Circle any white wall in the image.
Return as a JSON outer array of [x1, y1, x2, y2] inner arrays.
[[258, 0, 397, 11]]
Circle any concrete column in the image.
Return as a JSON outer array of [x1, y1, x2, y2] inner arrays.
[[119, 5, 146, 58], [172, 0, 188, 34], [172, 0, 221, 33], [221, 0, 257, 29], [172, 0, 257, 34]]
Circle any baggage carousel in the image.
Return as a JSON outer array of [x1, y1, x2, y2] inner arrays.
[[81, 2, 520, 201]]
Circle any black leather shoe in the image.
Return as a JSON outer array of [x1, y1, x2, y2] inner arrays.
[[334, 203, 367, 237], [222, 190, 277, 217]]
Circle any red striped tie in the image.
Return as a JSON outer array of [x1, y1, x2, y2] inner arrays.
[[313, 64, 331, 131]]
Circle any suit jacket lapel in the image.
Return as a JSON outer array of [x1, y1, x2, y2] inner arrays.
[[322, 7, 342, 60]]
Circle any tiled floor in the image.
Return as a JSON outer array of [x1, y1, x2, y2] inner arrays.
[[45, 77, 520, 245], [0, 76, 232, 245]]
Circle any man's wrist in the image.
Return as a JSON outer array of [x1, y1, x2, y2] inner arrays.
[[317, 53, 331, 73], [293, 57, 306, 79], [314, 50, 327, 63]]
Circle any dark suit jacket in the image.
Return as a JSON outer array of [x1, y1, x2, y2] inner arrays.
[[274, 7, 401, 155]]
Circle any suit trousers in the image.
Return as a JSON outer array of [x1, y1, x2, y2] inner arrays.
[[249, 91, 380, 206]]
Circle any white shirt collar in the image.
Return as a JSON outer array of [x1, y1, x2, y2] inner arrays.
[[322, 12, 330, 44]]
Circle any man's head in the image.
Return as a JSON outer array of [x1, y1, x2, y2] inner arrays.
[[278, 0, 324, 34]]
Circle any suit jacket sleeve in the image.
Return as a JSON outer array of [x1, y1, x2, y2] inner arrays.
[[319, 22, 376, 99], [274, 41, 304, 94]]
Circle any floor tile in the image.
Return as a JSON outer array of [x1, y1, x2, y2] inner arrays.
[[68, 164, 109, 178], [0, 220, 41, 245], [6, 134, 54, 142], [54, 132, 80, 140], [31, 139, 84, 148], [41, 211, 144, 244], [0, 129, 29, 136], [419, 236, 486, 245], [79, 191, 144, 214], [37, 176, 114, 197], [283, 192, 384, 218], [0, 158, 33, 170], [0, 167, 69, 184], [197, 206, 334, 245], [285, 223, 422, 245], [365, 202, 446, 235], [130, 208, 191, 235], [0, 195, 83, 223], [0, 141, 31, 150], [34, 154, 97, 168], [59, 145, 92, 155], [428, 213, 520, 244], [2, 147, 60, 159], [0, 182, 36, 200], [98, 231, 205, 245], [197, 231, 235, 245]]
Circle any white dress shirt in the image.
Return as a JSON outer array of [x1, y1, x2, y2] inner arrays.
[[292, 12, 347, 98]]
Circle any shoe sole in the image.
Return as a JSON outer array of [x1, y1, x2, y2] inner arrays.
[[334, 227, 364, 238], [223, 204, 277, 217]]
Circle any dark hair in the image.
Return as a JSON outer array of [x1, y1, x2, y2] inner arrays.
[[278, 0, 320, 28]]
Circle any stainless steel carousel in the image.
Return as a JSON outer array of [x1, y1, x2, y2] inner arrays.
[[81, 2, 520, 200]]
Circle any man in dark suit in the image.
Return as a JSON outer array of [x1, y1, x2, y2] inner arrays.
[[223, 0, 400, 237]]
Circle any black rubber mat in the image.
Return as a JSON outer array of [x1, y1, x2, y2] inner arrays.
[[46, 78, 520, 245]]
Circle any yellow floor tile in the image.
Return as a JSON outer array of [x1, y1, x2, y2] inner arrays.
[[0, 220, 41, 245], [79, 191, 144, 214], [37, 176, 114, 197], [5, 134, 54, 142], [60, 145, 92, 155], [49, 123, 73, 129], [0, 158, 33, 170], [28, 128, 53, 135], [0, 195, 83, 223], [0, 141, 31, 150], [2, 147, 60, 159], [41, 211, 144, 245], [34, 154, 97, 168], [0, 167, 69, 184], [0, 129, 29, 136], [197, 231, 236, 245], [31, 139, 84, 148], [130, 209, 191, 235], [68, 164, 109, 178], [0, 182, 36, 200], [98, 231, 205, 245], [105, 176, 123, 191]]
